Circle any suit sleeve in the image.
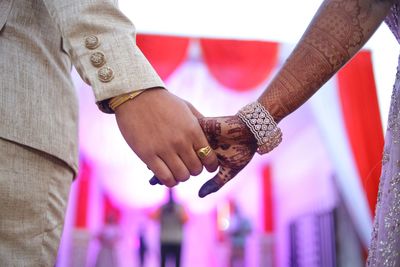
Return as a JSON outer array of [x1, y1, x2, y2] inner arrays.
[[41, 0, 165, 113]]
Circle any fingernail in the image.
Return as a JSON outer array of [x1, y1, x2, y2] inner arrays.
[[198, 180, 220, 198], [149, 176, 163, 185]]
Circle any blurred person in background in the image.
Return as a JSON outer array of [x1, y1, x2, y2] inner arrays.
[[151, 189, 188, 267], [226, 200, 252, 267], [137, 224, 148, 267], [94, 213, 121, 267]]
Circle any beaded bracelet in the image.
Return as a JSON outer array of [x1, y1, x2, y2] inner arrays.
[[237, 102, 282, 154]]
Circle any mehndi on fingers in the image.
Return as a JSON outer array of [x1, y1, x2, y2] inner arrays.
[[149, 103, 282, 198], [198, 102, 282, 197]]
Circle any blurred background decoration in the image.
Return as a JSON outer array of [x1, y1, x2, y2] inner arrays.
[[56, 0, 399, 266]]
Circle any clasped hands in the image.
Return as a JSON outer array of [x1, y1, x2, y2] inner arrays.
[[115, 88, 257, 198]]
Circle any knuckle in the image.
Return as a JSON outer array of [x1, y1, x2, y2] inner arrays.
[[136, 148, 157, 163], [170, 135, 186, 149], [177, 177, 189, 183], [186, 122, 201, 138], [190, 123, 200, 134], [211, 157, 220, 168], [190, 165, 203, 176], [204, 156, 219, 171], [175, 171, 190, 182], [153, 171, 175, 186], [206, 164, 218, 173], [165, 182, 178, 188], [162, 177, 178, 187], [140, 154, 154, 165]]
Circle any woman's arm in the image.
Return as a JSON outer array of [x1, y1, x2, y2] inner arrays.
[[198, 0, 395, 197], [260, 0, 395, 122]]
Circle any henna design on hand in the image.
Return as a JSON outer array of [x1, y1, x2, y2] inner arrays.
[[197, 116, 257, 197], [150, 115, 258, 198]]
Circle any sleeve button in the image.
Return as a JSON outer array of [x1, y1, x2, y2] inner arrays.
[[98, 67, 114, 83], [85, 35, 100, 50], [90, 52, 106, 67]]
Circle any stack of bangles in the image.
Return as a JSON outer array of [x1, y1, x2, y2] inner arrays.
[[237, 101, 282, 154]]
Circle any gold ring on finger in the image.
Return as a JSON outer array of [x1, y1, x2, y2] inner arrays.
[[196, 145, 212, 159]]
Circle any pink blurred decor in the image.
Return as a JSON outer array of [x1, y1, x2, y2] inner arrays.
[[59, 34, 383, 267], [102, 193, 122, 224]]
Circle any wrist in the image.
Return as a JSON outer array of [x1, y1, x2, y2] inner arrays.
[[237, 101, 282, 154], [110, 87, 166, 112], [257, 98, 287, 124], [109, 90, 145, 112]]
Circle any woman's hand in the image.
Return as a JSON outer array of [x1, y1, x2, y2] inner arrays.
[[197, 116, 257, 197]]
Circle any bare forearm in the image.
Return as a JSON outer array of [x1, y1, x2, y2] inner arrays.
[[259, 0, 395, 122]]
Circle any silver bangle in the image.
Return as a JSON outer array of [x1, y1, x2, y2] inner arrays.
[[237, 102, 282, 154]]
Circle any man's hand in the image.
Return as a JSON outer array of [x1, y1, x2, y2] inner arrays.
[[197, 116, 257, 197], [114, 88, 219, 187], [150, 115, 257, 197]]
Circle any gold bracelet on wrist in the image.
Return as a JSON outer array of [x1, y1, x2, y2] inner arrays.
[[109, 90, 145, 111]]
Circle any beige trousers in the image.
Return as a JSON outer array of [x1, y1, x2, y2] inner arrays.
[[0, 138, 73, 266]]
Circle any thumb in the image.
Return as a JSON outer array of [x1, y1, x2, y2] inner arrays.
[[198, 178, 221, 198], [198, 166, 236, 198]]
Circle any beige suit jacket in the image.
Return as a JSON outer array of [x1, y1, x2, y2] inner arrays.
[[0, 0, 164, 175]]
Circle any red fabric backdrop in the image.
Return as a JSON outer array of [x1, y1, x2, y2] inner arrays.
[[337, 50, 384, 216], [74, 158, 92, 228], [200, 38, 279, 91], [136, 35, 190, 80], [263, 164, 274, 233]]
